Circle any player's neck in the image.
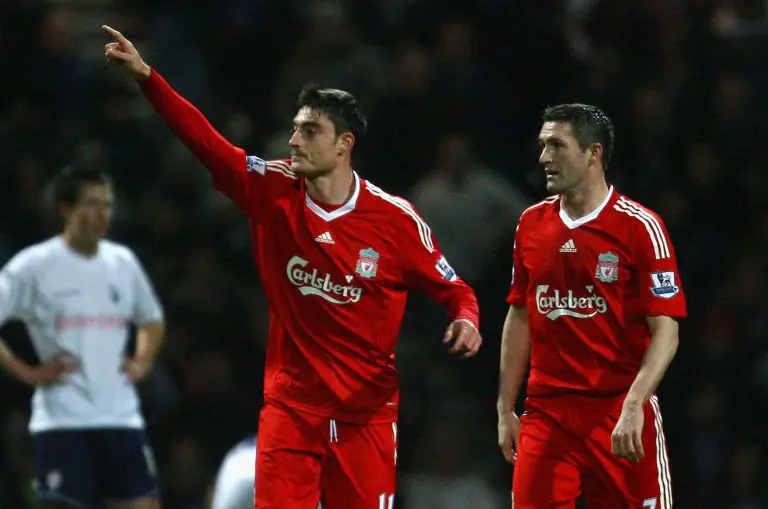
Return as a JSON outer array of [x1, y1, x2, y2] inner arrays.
[[560, 179, 610, 220], [305, 166, 355, 206], [61, 231, 99, 258]]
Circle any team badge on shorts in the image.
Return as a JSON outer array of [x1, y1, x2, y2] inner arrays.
[[356, 248, 379, 278], [595, 251, 620, 283]]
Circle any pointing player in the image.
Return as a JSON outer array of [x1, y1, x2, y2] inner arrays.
[[0, 165, 165, 509], [497, 104, 686, 508], [103, 25, 481, 509]]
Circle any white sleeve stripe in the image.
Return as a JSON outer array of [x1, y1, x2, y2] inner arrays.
[[366, 183, 434, 252], [613, 203, 668, 260], [618, 198, 669, 257], [617, 198, 670, 258], [265, 160, 297, 179]]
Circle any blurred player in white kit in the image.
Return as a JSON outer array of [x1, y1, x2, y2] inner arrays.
[[0, 164, 165, 509]]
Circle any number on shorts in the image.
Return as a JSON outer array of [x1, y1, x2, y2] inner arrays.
[[642, 498, 657, 509], [378, 493, 394, 509]]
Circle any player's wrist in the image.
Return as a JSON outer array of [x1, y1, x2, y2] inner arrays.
[[496, 397, 516, 414], [136, 62, 152, 81]]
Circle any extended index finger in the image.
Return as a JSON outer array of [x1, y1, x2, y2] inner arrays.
[[102, 25, 128, 43]]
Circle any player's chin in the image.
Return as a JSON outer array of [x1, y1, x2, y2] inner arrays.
[[545, 180, 565, 193]]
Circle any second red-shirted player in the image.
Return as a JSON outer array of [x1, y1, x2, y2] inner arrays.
[[498, 104, 686, 509]]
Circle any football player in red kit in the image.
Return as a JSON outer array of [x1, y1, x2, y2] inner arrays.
[[103, 26, 481, 509], [497, 104, 686, 508]]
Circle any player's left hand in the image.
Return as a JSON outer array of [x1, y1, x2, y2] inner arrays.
[[443, 319, 482, 358], [611, 401, 645, 463], [121, 357, 153, 383]]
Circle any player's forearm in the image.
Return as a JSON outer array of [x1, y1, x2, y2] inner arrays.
[[625, 317, 679, 407], [134, 321, 165, 364], [139, 69, 245, 175], [0, 340, 36, 386], [435, 283, 480, 328], [497, 306, 530, 413]]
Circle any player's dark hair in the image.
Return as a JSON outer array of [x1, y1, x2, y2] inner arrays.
[[52, 163, 113, 206], [296, 84, 368, 154], [542, 103, 615, 170]]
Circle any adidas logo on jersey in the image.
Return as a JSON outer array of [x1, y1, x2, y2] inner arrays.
[[315, 232, 335, 244], [559, 239, 577, 253]]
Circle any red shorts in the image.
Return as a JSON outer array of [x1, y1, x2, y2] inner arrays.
[[512, 394, 672, 509], [255, 402, 397, 509]]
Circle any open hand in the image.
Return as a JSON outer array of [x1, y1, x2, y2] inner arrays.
[[443, 319, 482, 358], [102, 25, 151, 80]]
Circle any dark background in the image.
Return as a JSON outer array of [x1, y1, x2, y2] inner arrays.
[[1, 1, 766, 508]]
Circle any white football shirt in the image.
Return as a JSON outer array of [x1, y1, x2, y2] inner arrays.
[[0, 236, 164, 432]]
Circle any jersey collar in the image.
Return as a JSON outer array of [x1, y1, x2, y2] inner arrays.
[[304, 172, 361, 222], [558, 186, 615, 229]]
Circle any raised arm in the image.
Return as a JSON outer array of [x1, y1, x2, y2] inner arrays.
[[102, 25, 258, 213]]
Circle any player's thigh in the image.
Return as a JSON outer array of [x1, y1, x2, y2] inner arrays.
[[98, 428, 160, 506], [33, 429, 96, 509], [512, 411, 582, 509], [255, 403, 324, 509], [583, 395, 672, 509], [321, 420, 397, 509]]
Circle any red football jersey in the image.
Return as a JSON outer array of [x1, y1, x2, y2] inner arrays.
[[507, 188, 687, 397], [141, 70, 479, 423]]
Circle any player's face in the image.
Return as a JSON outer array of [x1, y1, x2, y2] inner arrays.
[[66, 183, 114, 243], [538, 121, 590, 193], [289, 107, 351, 176]]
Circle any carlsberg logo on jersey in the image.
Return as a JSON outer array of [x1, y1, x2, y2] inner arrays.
[[287, 256, 363, 304], [535, 285, 608, 321]]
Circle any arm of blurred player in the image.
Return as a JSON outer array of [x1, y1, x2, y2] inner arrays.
[[122, 250, 166, 383], [497, 305, 529, 464], [0, 256, 76, 386], [395, 203, 481, 358], [612, 210, 686, 462], [0, 340, 74, 387], [102, 25, 264, 214]]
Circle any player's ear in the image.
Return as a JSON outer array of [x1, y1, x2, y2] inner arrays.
[[338, 132, 355, 155], [588, 143, 603, 165]]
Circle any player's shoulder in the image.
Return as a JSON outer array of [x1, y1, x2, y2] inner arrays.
[[362, 178, 412, 211], [610, 192, 668, 230], [2, 237, 64, 275], [362, 177, 435, 248], [98, 239, 140, 263], [246, 156, 297, 180], [517, 195, 560, 225]]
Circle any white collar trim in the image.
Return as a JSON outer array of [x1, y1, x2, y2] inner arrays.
[[559, 186, 614, 229], [305, 172, 360, 222]]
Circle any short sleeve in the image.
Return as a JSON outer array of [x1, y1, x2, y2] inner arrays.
[[127, 251, 164, 325], [632, 213, 687, 318], [505, 219, 528, 308], [0, 253, 35, 324]]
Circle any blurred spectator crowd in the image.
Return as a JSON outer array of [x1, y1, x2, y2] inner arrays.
[[1, 0, 767, 508]]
